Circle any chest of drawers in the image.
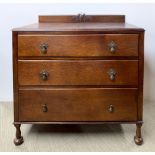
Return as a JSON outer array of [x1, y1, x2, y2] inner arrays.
[[12, 15, 144, 145]]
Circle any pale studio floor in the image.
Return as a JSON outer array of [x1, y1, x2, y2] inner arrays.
[[0, 101, 155, 152]]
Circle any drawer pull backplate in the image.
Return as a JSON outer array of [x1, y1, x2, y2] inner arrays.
[[40, 70, 49, 80], [40, 43, 48, 54], [107, 68, 116, 81], [108, 41, 117, 54]]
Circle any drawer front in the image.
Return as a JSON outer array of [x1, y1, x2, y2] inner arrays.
[[18, 34, 138, 57], [18, 88, 138, 121], [18, 60, 138, 86]]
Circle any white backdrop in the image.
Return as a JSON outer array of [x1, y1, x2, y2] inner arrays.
[[0, 3, 155, 102]]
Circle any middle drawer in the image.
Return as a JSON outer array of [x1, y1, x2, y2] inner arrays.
[[18, 60, 138, 86]]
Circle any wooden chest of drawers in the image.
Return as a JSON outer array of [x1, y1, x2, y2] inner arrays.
[[12, 15, 144, 145]]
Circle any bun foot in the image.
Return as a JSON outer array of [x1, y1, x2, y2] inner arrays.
[[134, 123, 143, 145], [14, 124, 24, 145], [134, 136, 143, 145], [14, 136, 24, 146]]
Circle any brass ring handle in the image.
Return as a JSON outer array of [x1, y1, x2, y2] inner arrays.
[[40, 43, 48, 54], [107, 68, 116, 81], [108, 105, 114, 113], [40, 70, 49, 80], [42, 104, 48, 112], [108, 41, 117, 54]]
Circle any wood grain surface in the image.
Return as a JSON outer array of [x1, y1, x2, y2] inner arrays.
[[18, 34, 138, 57], [18, 60, 138, 86], [18, 88, 138, 121]]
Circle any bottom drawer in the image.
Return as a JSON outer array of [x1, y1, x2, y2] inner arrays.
[[18, 88, 138, 121]]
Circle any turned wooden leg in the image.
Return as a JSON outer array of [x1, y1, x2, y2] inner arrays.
[[14, 124, 24, 145], [134, 123, 143, 145]]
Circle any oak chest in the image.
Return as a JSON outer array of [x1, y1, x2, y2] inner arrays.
[[12, 15, 145, 145]]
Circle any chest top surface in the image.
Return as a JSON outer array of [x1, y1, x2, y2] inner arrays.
[[12, 15, 144, 32]]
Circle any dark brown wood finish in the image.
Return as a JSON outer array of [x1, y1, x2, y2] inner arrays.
[[39, 15, 125, 23], [13, 23, 144, 33], [134, 123, 143, 145], [14, 121, 143, 125], [18, 88, 138, 122], [13, 124, 24, 145], [12, 15, 145, 145], [138, 32, 144, 121], [18, 60, 138, 86], [18, 34, 138, 57], [13, 31, 19, 122]]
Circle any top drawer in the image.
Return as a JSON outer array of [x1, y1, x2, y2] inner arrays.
[[18, 34, 139, 57]]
